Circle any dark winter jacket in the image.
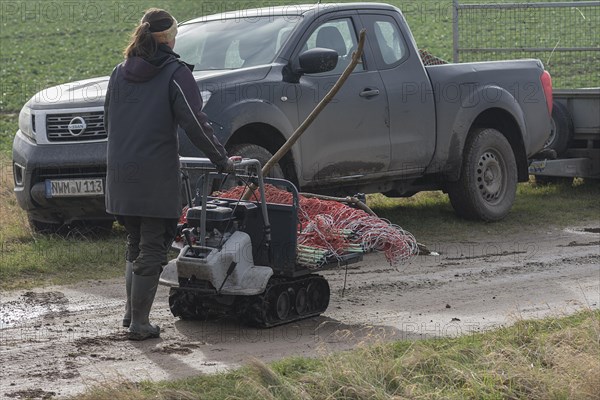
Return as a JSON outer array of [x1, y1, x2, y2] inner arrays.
[[104, 44, 228, 219]]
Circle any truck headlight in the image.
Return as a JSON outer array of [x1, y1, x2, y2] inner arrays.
[[18, 105, 36, 142], [199, 90, 212, 109]]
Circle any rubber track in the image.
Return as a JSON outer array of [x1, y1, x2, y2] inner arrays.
[[242, 274, 330, 328], [169, 274, 330, 328]]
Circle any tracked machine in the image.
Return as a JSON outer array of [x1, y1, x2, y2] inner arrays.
[[159, 157, 363, 327]]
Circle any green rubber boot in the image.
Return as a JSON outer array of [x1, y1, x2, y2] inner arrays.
[[128, 273, 161, 341], [122, 261, 133, 327]]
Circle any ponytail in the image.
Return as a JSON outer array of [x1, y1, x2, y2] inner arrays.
[[123, 8, 177, 59], [123, 21, 157, 59]]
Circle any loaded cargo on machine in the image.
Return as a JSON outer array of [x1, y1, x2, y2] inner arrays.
[[160, 157, 418, 326]]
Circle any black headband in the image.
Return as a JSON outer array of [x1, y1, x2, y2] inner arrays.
[[148, 17, 173, 33]]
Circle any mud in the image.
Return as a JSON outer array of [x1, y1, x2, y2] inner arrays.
[[1, 224, 598, 399]]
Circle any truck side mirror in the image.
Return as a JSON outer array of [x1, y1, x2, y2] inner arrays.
[[283, 48, 339, 83], [298, 48, 338, 74]]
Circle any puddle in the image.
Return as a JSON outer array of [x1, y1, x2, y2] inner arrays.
[[5, 388, 57, 399], [22, 291, 68, 303], [564, 227, 600, 235], [582, 228, 600, 234], [0, 291, 67, 327], [0, 291, 119, 329]]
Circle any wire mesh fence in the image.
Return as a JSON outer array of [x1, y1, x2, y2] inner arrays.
[[453, 1, 600, 88]]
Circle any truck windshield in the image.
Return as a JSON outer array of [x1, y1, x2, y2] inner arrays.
[[174, 16, 300, 70]]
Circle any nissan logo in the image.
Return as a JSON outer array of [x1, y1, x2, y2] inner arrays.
[[67, 117, 87, 136]]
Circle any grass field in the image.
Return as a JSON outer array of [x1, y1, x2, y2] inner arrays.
[[0, 0, 456, 152], [3, 0, 572, 115], [454, 1, 600, 88], [369, 179, 600, 241], [1, 0, 596, 142], [75, 309, 600, 399], [1, 0, 454, 115], [0, 153, 128, 290], [1, 0, 596, 119]]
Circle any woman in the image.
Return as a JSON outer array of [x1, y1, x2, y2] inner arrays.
[[104, 8, 234, 340]]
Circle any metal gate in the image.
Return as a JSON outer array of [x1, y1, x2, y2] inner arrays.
[[452, 0, 600, 88]]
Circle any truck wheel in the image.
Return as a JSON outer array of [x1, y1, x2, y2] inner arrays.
[[228, 143, 284, 179], [544, 101, 574, 156], [448, 128, 517, 221]]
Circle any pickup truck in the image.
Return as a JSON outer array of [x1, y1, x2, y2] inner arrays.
[[13, 2, 552, 232]]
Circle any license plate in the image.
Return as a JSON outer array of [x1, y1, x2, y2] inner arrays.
[[45, 178, 104, 198]]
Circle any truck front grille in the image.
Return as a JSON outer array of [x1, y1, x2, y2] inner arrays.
[[34, 166, 107, 183], [46, 112, 106, 142]]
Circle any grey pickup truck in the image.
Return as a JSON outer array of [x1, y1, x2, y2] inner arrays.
[[13, 2, 552, 231]]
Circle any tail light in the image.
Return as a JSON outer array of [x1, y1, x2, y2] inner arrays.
[[540, 70, 553, 115]]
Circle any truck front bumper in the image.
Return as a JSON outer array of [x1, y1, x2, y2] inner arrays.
[[12, 130, 110, 224]]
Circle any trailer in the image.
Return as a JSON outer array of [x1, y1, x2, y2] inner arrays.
[[529, 89, 600, 182], [452, 1, 600, 182]]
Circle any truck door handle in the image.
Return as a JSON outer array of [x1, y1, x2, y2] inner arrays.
[[359, 88, 380, 98]]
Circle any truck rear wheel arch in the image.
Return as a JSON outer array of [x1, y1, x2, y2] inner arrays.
[[226, 123, 299, 187], [469, 108, 528, 182]]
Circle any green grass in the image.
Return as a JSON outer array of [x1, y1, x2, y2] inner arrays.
[[0, 0, 332, 114], [0, 114, 17, 156], [0, 153, 126, 290], [368, 179, 600, 241], [0, 233, 126, 290], [1, 0, 592, 134], [0, 0, 550, 116], [74, 309, 600, 399], [454, 2, 600, 88]]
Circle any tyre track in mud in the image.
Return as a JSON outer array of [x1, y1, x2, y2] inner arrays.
[[1, 225, 598, 398]]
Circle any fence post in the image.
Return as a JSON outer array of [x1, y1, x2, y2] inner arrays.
[[453, 0, 459, 62]]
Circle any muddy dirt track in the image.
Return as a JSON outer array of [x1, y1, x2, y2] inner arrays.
[[1, 223, 599, 399]]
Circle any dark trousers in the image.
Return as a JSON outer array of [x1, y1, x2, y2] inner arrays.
[[117, 216, 178, 276]]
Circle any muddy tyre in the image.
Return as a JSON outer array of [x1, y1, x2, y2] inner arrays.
[[544, 101, 573, 156], [448, 128, 517, 221], [217, 144, 285, 192], [228, 144, 284, 178]]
